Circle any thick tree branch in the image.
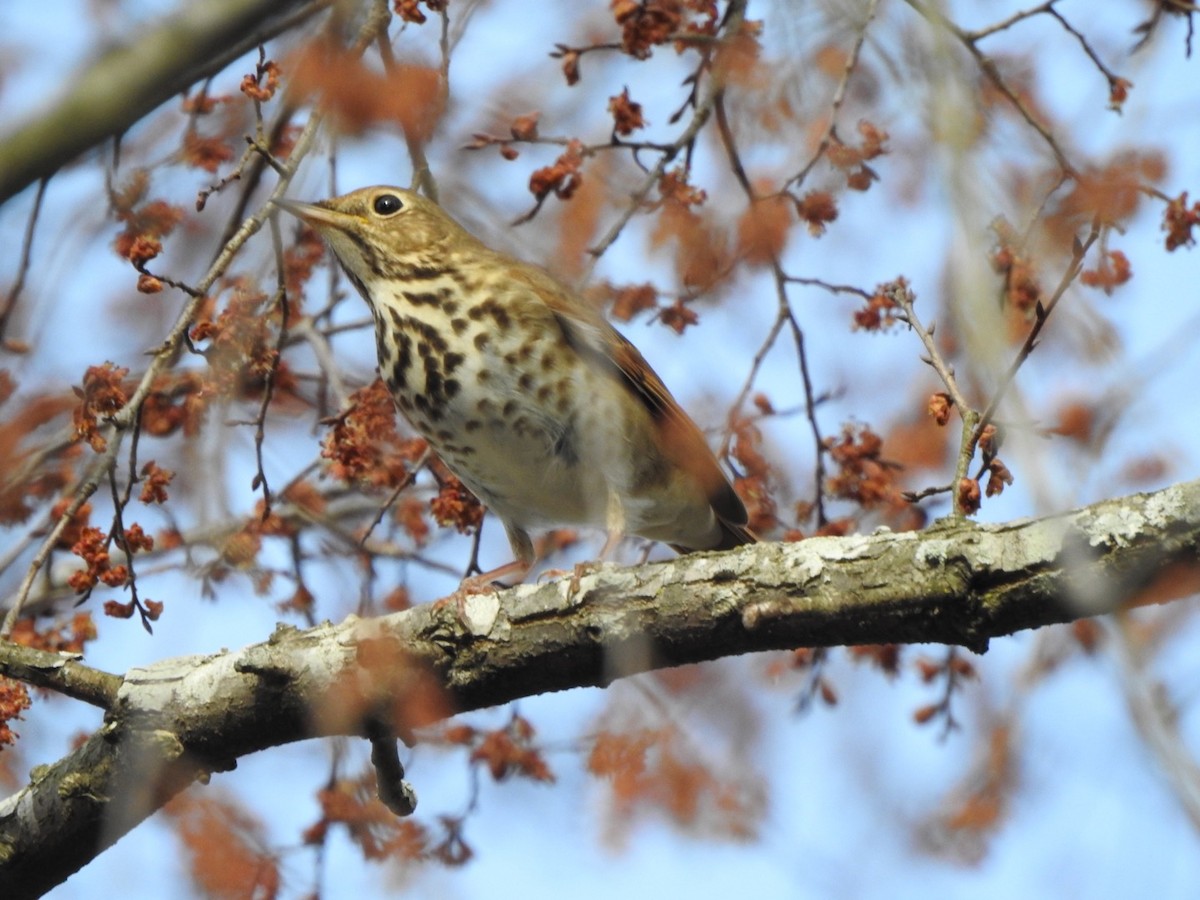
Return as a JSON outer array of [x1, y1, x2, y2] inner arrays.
[[2, 477, 1198, 896], [0, 645, 119, 708], [0, 0, 320, 205]]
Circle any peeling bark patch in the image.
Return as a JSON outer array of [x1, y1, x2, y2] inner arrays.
[[1085, 508, 1147, 548]]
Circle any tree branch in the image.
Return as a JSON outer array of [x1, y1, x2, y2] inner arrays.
[[0, 0, 321, 205], [2, 477, 1199, 895], [0, 644, 120, 708]]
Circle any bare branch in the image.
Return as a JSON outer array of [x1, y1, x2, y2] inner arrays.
[[0, 0, 323, 205]]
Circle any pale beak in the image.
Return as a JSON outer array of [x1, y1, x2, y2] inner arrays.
[[273, 198, 346, 229]]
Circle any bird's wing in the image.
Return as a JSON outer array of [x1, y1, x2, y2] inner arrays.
[[507, 263, 749, 529]]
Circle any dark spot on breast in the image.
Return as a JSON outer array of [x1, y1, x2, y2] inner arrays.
[[518, 372, 533, 391], [469, 299, 510, 329], [406, 317, 447, 353], [374, 330, 388, 367], [402, 291, 442, 307], [396, 333, 412, 373], [502, 400, 517, 417], [451, 318, 468, 335], [465, 419, 482, 432], [474, 333, 490, 351], [443, 352, 465, 375], [488, 302, 510, 329], [444, 379, 460, 399], [413, 393, 438, 421], [400, 264, 448, 280]]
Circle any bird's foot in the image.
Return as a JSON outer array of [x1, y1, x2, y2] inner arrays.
[[434, 560, 531, 618]]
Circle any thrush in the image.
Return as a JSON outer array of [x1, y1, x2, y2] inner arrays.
[[277, 186, 754, 584]]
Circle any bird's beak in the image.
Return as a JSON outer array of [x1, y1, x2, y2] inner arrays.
[[273, 198, 346, 229]]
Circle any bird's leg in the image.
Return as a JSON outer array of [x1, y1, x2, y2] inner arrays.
[[456, 558, 531, 595], [565, 490, 627, 595], [437, 525, 534, 621], [452, 522, 536, 597], [598, 489, 627, 560]]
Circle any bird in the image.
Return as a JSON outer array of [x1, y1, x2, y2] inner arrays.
[[276, 186, 754, 587]]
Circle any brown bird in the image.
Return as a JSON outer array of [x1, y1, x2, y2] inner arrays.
[[277, 186, 754, 585]]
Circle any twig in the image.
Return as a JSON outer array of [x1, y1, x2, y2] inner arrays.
[[1, 9, 393, 635], [963, 1, 1056, 42], [359, 446, 431, 546], [972, 220, 1102, 445], [2, 438, 123, 636], [785, 305, 829, 527], [249, 212, 294, 519], [787, 0, 880, 189], [890, 283, 971, 417], [1045, 6, 1127, 93], [782, 276, 873, 298], [0, 178, 47, 347], [903, 0, 1076, 176], [890, 282, 977, 516], [579, 0, 749, 278]]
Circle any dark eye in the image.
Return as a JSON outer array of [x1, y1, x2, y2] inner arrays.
[[373, 193, 403, 216]]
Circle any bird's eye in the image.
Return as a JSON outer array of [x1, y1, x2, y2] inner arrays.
[[373, 194, 403, 216]]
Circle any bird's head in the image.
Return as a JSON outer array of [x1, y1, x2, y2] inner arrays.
[[276, 186, 474, 287]]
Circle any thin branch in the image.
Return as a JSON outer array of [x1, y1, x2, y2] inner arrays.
[[723, 305, 788, 458], [890, 281, 976, 473], [250, 210, 294, 518], [1, 3, 393, 635], [579, 0, 748, 277], [963, 1, 1056, 42], [0, 178, 47, 346], [359, 446, 431, 546], [785, 304, 829, 527], [782, 276, 873, 298], [787, 0, 880, 189], [1045, 7, 1126, 92], [903, 0, 1076, 176], [972, 220, 1101, 444], [1, 435, 124, 637]]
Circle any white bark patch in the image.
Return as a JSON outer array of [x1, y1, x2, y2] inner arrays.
[[1085, 506, 1148, 548], [915, 537, 961, 568], [461, 591, 500, 636], [779, 542, 828, 583]]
